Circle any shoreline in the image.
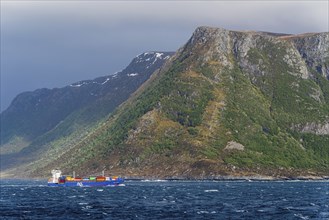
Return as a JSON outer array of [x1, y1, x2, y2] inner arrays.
[[2, 175, 329, 182], [124, 175, 329, 181]]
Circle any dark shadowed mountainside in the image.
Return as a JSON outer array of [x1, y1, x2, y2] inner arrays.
[[0, 52, 174, 173]]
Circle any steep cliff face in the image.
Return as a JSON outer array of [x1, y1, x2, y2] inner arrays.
[[287, 33, 329, 79], [2, 27, 329, 178]]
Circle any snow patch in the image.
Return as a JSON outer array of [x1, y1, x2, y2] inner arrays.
[[151, 52, 165, 64], [134, 52, 170, 65], [70, 76, 112, 88], [70, 82, 89, 87], [101, 78, 110, 85], [155, 52, 164, 58], [127, 73, 139, 77]]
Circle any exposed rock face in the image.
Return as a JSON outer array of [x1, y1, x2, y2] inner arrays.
[[224, 141, 245, 151], [178, 27, 328, 82], [231, 32, 273, 82], [293, 120, 329, 135], [182, 26, 233, 68], [283, 44, 310, 79], [287, 33, 329, 79]]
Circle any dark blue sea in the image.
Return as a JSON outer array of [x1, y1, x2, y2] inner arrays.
[[1, 179, 328, 219]]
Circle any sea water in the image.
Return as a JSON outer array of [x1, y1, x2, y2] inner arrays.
[[1, 179, 328, 219]]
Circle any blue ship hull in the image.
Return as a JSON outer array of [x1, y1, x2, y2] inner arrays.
[[48, 178, 124, 187]]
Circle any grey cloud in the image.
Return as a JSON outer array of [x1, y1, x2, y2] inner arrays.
[[1, 1, 328, 111]]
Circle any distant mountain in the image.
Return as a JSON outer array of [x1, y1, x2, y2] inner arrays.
[[2, 26, 329, 179], [0, 52, 174, 173]]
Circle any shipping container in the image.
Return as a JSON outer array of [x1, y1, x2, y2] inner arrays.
[[96, 177, 106, 182]]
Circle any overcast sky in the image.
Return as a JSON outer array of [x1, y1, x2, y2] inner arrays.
[[1, 1, 328, 112]]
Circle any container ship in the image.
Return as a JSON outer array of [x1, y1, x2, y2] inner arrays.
[[48, 170, 124, 187]]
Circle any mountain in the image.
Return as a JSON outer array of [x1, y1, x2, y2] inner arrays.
[[0, 52, 174, 174], [2, 26, 329, 179]]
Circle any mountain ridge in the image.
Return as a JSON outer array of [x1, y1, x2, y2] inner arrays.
[[0, 51, 174, 174]]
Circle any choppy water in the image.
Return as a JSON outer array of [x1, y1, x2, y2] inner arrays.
[[1, 179, 328, 219]]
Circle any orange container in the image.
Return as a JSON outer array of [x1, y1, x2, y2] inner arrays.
[[96, 176, 106, 182]]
